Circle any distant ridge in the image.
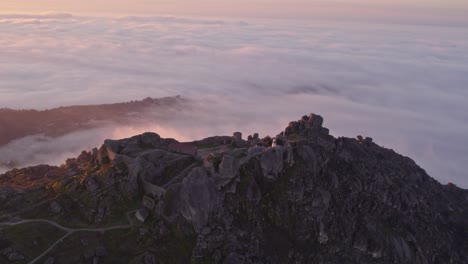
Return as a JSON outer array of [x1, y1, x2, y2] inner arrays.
[[0, 96, 184, 148]]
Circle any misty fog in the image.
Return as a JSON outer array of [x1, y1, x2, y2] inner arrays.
[[0, 14, 467, 187]]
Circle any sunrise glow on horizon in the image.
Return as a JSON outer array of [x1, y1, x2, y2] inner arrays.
[[1, 0, 468, 25], [0, 0, 467, 261]]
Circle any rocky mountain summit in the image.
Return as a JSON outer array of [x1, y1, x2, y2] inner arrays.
[[0, 113, 467, 264]]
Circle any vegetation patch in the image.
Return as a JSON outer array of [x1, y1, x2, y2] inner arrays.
[[0, 222, 66, 263], [153, 224, 196, 263]]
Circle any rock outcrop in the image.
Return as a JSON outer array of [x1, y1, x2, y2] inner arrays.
[[0, 113, 466, 264]]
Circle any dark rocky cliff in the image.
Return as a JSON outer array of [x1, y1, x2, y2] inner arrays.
[[0, 114, 466, 264]]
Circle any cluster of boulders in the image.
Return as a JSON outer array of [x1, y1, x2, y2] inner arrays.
[[1, 113, 466, 264], [285, 113, 330, 136], [66, 113, 467, 263], [182, 114, 466, 263]]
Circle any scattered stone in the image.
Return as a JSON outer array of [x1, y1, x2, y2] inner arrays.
[[49, 201, 63, 213]]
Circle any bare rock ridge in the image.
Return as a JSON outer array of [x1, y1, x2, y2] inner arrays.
[[0, 113, 467, 264]]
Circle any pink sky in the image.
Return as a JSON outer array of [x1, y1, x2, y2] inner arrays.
[[2, 0, 468, 24], [1, 1, 468, 186]]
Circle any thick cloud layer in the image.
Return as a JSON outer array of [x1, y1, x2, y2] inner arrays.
[[0, 14, 467, 187]]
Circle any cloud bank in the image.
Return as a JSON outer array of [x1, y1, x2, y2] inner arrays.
[[0, 14, 467, 187]]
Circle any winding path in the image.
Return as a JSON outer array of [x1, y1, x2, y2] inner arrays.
[[0, 210, 136, 264]]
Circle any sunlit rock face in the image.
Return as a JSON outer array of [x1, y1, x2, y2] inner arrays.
[[0, 114, 466, 263]]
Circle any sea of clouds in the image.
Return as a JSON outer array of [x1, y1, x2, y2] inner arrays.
[[0, 14, 467, 187]]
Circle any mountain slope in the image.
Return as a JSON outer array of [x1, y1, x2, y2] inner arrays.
[[0, 113, 466, 264]]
